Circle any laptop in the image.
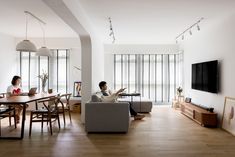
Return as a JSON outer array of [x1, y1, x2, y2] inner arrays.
[[21, 87, 37, 96], [28, 87, 37, 96]]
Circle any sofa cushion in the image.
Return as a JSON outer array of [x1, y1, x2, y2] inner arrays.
[[118, 97, 153, 113], [91, 94, 102, 102], [100, 94, 118, 103], [85, 102, 130, 133]]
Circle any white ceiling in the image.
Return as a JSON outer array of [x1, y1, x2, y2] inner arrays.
[[0, 0, 77, 37], [78, 0, 235, 44], [1, 0, 235, 44]]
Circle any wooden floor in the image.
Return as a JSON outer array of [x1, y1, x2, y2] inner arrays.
[[0, 106, 235, 157]]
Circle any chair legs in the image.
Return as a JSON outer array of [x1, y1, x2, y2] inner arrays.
[[9, 113, 11, 126], [0, 119, 1, 136], [62, 105, 66, 125], [68, 107, 72, 122], [13, 109, 17, 129], [0, 109, 17, 137], [48, 114, 53, 135], [60, 105, 72, 125], [8, 107, 17, 128], [57, 114, 60, 129], [29, 112, 60, 136], [29, 112, 33, 136]]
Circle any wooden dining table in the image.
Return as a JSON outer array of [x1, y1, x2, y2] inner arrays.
[[0, 93, 58, 139]]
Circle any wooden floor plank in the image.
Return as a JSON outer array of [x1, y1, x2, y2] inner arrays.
[[0, 106, 235, 157]]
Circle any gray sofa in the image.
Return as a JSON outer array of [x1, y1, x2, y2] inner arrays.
[[118, 97, 153, 113], [85, 102, 130, 133]]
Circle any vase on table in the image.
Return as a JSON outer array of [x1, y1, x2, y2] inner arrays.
[[42, 84, 46, 93], [41, 79, 47, 93], [38, 72, 48, 94]]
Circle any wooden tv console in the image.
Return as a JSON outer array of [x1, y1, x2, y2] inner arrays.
[[180, 102, 217, 127]]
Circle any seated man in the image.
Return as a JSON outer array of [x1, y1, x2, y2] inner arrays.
[[99, 81, 145, 120]]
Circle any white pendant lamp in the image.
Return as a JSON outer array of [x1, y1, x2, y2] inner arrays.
[[36, 27, 52, 56], [16, 12, 37, 52], [16, 40, 37, 52], [36, 29, 52, 56], [37, 47, 51, 56], [35, 13, 51, 56]]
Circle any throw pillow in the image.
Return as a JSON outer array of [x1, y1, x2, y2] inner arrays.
[[101, 93, 118, 103], [91, 94, 102, 102]]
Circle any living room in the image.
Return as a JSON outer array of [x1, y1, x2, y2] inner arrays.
[[1, 0, 235, 156]]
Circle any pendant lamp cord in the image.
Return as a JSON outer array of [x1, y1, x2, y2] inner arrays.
[[24, 11, 47, 46], [39, 22, 46, 46], [25, 12, 28, 40]]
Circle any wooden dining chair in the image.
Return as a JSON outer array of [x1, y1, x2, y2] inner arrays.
[[58, 93, 72, 125], [0, 93, 17, 136], [29, 96, 61, 136]]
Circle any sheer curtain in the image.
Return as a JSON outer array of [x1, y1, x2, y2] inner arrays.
[[114, 53, 183, 104], [19, 49, 69, 93]]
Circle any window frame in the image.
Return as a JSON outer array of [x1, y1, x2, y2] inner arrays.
[[19, 49, 69, 93]]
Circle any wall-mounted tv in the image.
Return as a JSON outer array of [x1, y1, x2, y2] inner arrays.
[[192, 60, 218, 93]]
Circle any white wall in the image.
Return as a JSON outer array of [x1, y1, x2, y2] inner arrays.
[[0, 33, 18, 93], [104, 44, 179, 90], [15, 37, 82, 94], [91, 36, 104, 92], [182, 13, 235, 121], [61, 0, 104, 92], [43, 0, 104, 123]]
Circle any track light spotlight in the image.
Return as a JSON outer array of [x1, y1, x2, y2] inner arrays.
[[189, 30, 192, 35], [175, 18, 203, 42], [197, 24, 200, 31], [108, 17, 115, 43]]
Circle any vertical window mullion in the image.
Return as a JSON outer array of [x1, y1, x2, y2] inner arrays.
[[148, 54, 150, 99], [57, 50, 59, 92], [135, 54, 137, 92], [161, 54, 163, 102], [114, 54, 116, 90], [128, 54, 130, 93], [28, 52, 31, 90], [168, 55, 170, 102], [66, 49, 68, 93], [38, 56, 40, 91], [174, 54, 176, 97], [48, 56, 50, 91], [121, 54, 123, 89], [155, 55, 157, 103], [142, 54, 144, 96], [20, 52, 22, 77]]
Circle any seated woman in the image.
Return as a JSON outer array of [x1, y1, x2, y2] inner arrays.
[[6, 76, 24, 123]]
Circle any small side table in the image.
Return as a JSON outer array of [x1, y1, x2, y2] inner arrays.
[[172, 95, 184, 109], [119, 93, 141, 111]]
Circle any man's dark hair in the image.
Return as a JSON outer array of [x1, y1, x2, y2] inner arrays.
[[99, 81, 107, 89], [11, 75, 21, 86]]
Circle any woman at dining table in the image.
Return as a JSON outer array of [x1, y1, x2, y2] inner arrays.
[[6, 75, 24, 123]]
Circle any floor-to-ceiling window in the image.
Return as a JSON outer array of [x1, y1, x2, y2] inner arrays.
[[19, 49, 69, 93], [114, 53, 183, 104]]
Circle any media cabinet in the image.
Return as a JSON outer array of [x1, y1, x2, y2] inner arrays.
[[180, 102, 217, 127]]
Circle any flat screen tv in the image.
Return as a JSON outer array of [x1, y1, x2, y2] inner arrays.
[[192, 60, 218, 93]]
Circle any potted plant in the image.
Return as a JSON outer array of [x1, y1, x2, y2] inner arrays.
[[38, 71, 48, 93], [177, 87, 183, 96]]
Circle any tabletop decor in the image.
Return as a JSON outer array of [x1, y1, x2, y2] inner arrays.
[[177, 87, 183, 96], [38, 71, 48, 93]]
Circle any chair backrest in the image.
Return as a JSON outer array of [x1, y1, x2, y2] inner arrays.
[[0, 93, 7, 98], [37, 96, 60, 112], [59, 93, 72, 105]]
